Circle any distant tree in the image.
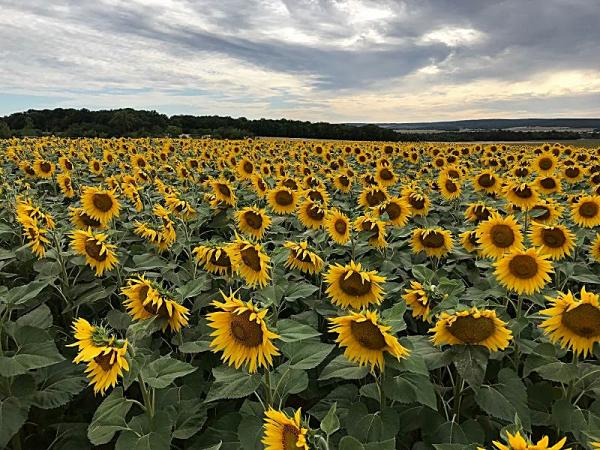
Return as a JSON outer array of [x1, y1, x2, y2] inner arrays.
[[0, 120, 11, 138]]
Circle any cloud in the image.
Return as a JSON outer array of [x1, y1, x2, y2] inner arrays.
[[1, 0, 599, 121]]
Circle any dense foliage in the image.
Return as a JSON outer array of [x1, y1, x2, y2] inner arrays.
[[1, 137, 600, 450]]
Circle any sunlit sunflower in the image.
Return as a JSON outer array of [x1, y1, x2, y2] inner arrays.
[[33, 159, 55, 178], [374, 165, 397, 187], [165, 194, 196, 220], [283, 241, 324, 275], [503, 181, 539, 210], [473, 170, 500, 194], [303, 187, 329, 206], [494, 248, 553, 295], [20, 217, 50, 259], [297, 199, 327, 230], [529, 222, 575, 260], [405, 191, 431, 216], [89, 158, 103, 176], [571, 195, 600, 228], [211, 179, 237, 207], [235, 206, 271, 240], [530, 199, 562, 224], [460, 230, 481, 254], [333, 173, 353, 192], [206, 292, 279, 373], [540, 287, 600, 357], [57, 172, 75, 198], [267, 187, 298, 215], [236, 157, 255, 179], [476, 213, 523, 259], [70, 207, 105, 230], [193, 244, 237, 276], [488, 431, 567, 450], [251, 174, 269, 198], [439, 173, 462, 201], [359, 185, 388, 209], [402, 281, 434, 322], [563, 164, 584, 183], [535, 175, 561, 195], [262, 408, 309, 450], [122, 275, 189, 332], [230, 237, 271, 287], [81, 186, 121, 225], [411, 227, 454, 258], [71, 228, 118, 276], [325, 261, 386, 309], [533, 152, 558, 175], [16, 197, 55, 229], [329, 310, 409, 371], [325, 209, 351, 245], [464, 203, 497, 224], [591, 233, 600, 262], [376, 197, 411, 227], [430, 308, 512, 351], [354, 215, 387, 248]]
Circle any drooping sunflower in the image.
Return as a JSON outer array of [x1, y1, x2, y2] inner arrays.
[[460, 229, 481, 254], [476, 213, 523, 259], [411, 227, 454, 258], [57, 172, 75, 198], [235, 206, 271, 240], [71, 228, 118, 276], [230, 237, 271, 287], [405, 191, 431, 216], [464, 203, 497, 224], [329, 311, 409, 371], [324, 261, 386, 309], [267, 187, 298, 215], [325, 209, 351, 245], [540, 287, 600, 357], [376, 197, 411, 227], [122, 275, 190, 333], [81, 186, 121, 225], [283, 241, 324, 275], [21, 217, 50, 259], [262, 408, 309, 450], [473, 170, 500, 194], [503, 181, 539, 210], [297, 199, 327, 230], [211, 179, 237, 207], [402, 281, 434, 322], [354, 215, 387, 249], [193, 243, 236, 276], [206, 293, 279, 373], [487, 431, 567, 450], [591, 233, 600, 262], [494, 248, 553, 295], [165, 194, 196, 220], [359, 185, 388, 209], [571, 195, 600, 228], [69, 207, 105, 230], [16, 197, 55, 229], [529, 222, 575, 260], [430, 308, 512, 351], [251, 174, 269, 198]]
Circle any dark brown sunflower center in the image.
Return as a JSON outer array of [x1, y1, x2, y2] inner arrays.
[[334, 219, 347, 234], [468, 232, 479, 247], [40, 162, 52, 173], [275, 190, 293, 206], [385, 202, 402, 220], [282, 179, 298, 190], [445, 180, 458, 193], [282, 424, 301, 450], [217, 184, 231, 197], [513, 185, 533, 199], [561, 304, 600, 338], [240, 246, 262, 271], [419, 231, 445, 248], [25, 165, 36, 175], [94, 352, 116, 371], [408, 195, 425, 209], [448, 316, 495, 343], [244, 211, 263, 230], [143, 299, 170, 318], [366, 189, 386, 207], [64, 160, 73, 170], [448, 169, 460, 178], [350, 320, 387, 350], [540, 177, 556, 189], [478, 174, 495, 188], [532, 206, 551, 221], [294, 249, 314, 263], [79, 212, 101, 227], [473, 205, 491, 222], [210, 250, 231, 267], [490, 224, 515, 248], [85, 238, 107, 262], [379, 168, 393, 180], [307, 205, 325, 221], [308, 191, 324, 202], [339, 271, 372, 297], [538, 157, 553, 170], [243, 162, 253, 173], [230, 311, 263, 347], [92, 193, 114, 212], [508, 254, 538, 279], [579, 201, 599, 218], [138, 285, 150, 302], [93, 162, 100, 170], [541, 228, 566, 248], [565, 167, 580, 178], [515, 168, 529, 177], [339, 175, 350, 186]]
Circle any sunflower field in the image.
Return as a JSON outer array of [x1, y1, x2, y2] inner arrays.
[[1, 137, 600, 450]]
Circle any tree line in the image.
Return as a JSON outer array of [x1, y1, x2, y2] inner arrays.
[[1, 108, 598, 142]]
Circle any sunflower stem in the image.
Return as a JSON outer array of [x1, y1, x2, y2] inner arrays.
[[452, 370, 464, 422], [263, 369, 273, 407], [137, 374, 154, 418], [565, 352, 578, 402]]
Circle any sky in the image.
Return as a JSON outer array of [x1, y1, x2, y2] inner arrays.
[[1, 0, 600, 122]]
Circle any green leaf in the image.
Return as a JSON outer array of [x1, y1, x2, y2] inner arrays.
[[106, 309, 132, 331], [451, 346, 489, 390], [237, 414, 263, 450], [283, 341, 333, 370], [320, 402, 340, 436], [339, 436, 365, 450], [383, 372, 437, 409], [0, 397, 30, 448], [276, 319, 321, 342], [88, 387, 135, 445], [31, 362, 88, 409], [178, 340, 211, 353], [141, 355, 196, 389], [551, 399, 587, 433], [381, 302, 407, 333], [205, 366, 261, 402], [176, 274, 211, 299], [16, 303, 53, 329], [172, 400, 206, 440], [412, 265, 435, 283], [319, 355, 369, 381], [0, 326, 64, 377], [115, 411, 173, 450], [0, 280, 49, 307], [365, 439, 396, 450], [283, 282, 319, 302], [270, 363, 308, 398]]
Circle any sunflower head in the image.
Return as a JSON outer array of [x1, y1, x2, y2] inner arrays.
[[571, 195, 600, 228], [297, 199, 327, 230], [262, 408, 309, 450], [476, 213, 524, 259], [529, 222, 575, 260], [494, 248, 553, 295], [355, 215, 387, 249], [324, 261, 386, 309], [411, 227, 454, 258], [235, 206, 272, 240], [376, 197, 411, 227], [268, 187, 298, 215], [71, 228, 118, 276], [325, 209, 351, 244], [230, 237, 271, 287]]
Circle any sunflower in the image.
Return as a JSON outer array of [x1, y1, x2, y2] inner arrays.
[[16, 197, 55, 229], [529, 222, 575, 260], [411, 227, 454, 258], [563, 164, 584, 183], [236, 157, 255, 179], [571, 195, 600, 228], [530, 199, 562, 224], [324, 261, 385, 309], [374, 165, 397, 187], [193, 244, 237, 276], [89, 159, 103, 176], [333, 173, 352, 192], [122, 275, 189, 332], [476, 213, 523, 259], [262, 408, 309, 450], [354, 215, 387, 248], [473, 170, 500, 194], [33, 159, 55, 178], [57, 172, 75, 198], [165, 194, 196, 220], [533, 152, 558, 175], [494, 248, 553, 295], [359, 186, 388, 209], [283, 241, 324, 275], [430, 308, 512, 351], [540, 288, 600, 357], [591, 233, 600, 262], [211, 179, 237, 207], [252, 174, 269, 198], [405, 191, 430, 216], [230, 237, 271, 287], [376, 197, 411, 227], [235, 206, 271, 240], [460, 230, 480, 254], [503, 181, 539, 210], [488, 431, 567, 450], [21, 217, 50, 259], [402, 281, 434, 322], [329, 311, 409, 371], [70, 207, 105, 229], [325, 209, 351, 245], [303, 187, 329, 206], [59, 156, 74, 172], [535, 175, 561, 195], [71, 228, 118, 276], [439, 173, 462, 201], [123, 182, 143, 212], [267, 187, 298, 215], [464, 203, 497, 224], [81, 186, 121, 225], [297, 199, 327, 230], [206, 293, 279, 373]]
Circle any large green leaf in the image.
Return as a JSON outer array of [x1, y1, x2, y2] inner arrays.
[[276, 319, 321, 342], [88, 387, 135, 445], [115, 411, 173, 450], [0, 280, 49, 307], [0, 397, 30, 448], [282, 340, 333, 370], [141, 355, 197, 389], [319, 355, 369, 381], [0, 326, 64, 377], [383, 372, 437, 410], [205, 366, 261, 403]]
